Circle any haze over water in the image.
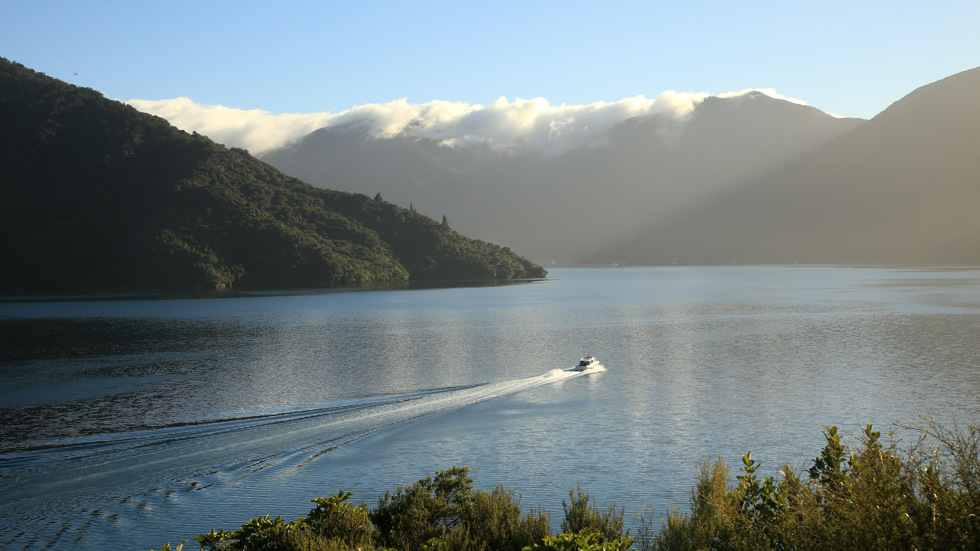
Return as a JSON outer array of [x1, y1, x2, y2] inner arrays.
[[1, 266, 978, 549]]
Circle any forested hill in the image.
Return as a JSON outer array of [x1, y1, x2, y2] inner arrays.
[[0, 58, 546, 293]]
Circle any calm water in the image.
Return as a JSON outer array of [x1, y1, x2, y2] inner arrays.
[[1, 266, 978, 549]]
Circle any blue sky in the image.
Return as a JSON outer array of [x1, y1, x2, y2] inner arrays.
[[4, 0, 979, 119]]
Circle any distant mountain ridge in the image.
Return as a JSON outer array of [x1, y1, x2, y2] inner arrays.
[[260, 91, 863, 262], [591, 65, 980, 266], [260, 68, 979, 267], [0, 58, 546, 293]]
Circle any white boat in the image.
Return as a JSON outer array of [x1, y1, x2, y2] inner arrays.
[[571, 356, 599, 371]]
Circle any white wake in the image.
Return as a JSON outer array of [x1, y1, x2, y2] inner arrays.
[[0, 366, 605, 501]]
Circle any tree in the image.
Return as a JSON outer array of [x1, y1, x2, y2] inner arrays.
[[371, 466, 474, 550]]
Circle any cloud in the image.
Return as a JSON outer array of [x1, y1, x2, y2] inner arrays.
[[718, 88, 809, 106], [427, 92, 709, 155], [128, 89, 802, 156], [126, 97, 335, 155]]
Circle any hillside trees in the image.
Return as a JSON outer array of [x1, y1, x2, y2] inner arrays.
[[0, 57, 546, 292]]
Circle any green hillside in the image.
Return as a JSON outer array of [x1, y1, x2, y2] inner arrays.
[[0, 58, 546, 293]]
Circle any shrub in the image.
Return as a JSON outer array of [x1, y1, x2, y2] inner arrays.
[[370, 466, 475, 550], [302, 491, 375, 549], [445, 484, 551, 551], [524, 532, 635, 551], [652, 420, 980, 550], [649, 457, 732, 551], [207, 515, 300, 550], [560, 484, 625, 542], [149, 423, 978, 551]]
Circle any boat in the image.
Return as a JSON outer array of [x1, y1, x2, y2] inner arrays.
[[571, 356, 599, 371]]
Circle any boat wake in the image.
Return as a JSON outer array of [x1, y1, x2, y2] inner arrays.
[[0, 365, 604, 549], [0, 366, 603, 503]]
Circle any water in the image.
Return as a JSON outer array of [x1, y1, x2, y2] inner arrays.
[[1, 266, 978, 549]]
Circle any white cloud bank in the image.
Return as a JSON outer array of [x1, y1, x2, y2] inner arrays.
[[127, 89, 805, 156], [717, 88, 809, 105], [126, 97, 335, 156]]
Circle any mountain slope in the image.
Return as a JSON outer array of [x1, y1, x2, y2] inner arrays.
[[592, 66, 980, 265], [0, 58, 546, 293], [260, 93, 861, 262]]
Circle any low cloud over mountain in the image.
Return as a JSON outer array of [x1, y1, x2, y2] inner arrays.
[[128, 89, 807, 157], [591, 66, 980, 266], [255, 91, 858, 262], [126, 97, 335, 156], [131, 70, 978, 268]]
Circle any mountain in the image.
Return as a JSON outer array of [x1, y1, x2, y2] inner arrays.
[[590, 66, 980, 266], [0, 58, 546, 294], [260, 92, 862, 263]]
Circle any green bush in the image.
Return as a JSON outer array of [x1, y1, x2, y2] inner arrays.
[[302, 491, 376, 549], [444, 484, 551, 551], [524, 532, 635, 551], [152, 420, 978, 551], [652, 420, 980, 551], [370, 466, 475, 550], [560, 484, 625, 543], [194, 515, 300, 550]]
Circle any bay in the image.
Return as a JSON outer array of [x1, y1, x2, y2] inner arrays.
[[0, 266, 978, 549]]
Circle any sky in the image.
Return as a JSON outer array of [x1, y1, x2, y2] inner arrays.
[[4, 1, 979, 154]]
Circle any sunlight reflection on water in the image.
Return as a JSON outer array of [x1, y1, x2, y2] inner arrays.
[[1, 266, 978, 549]]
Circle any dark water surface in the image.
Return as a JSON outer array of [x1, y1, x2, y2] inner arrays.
[[1, 266, 978, 549]]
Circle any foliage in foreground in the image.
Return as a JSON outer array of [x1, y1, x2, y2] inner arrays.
[[153, 419, 978, 551], [654, 419, 979, 551]]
